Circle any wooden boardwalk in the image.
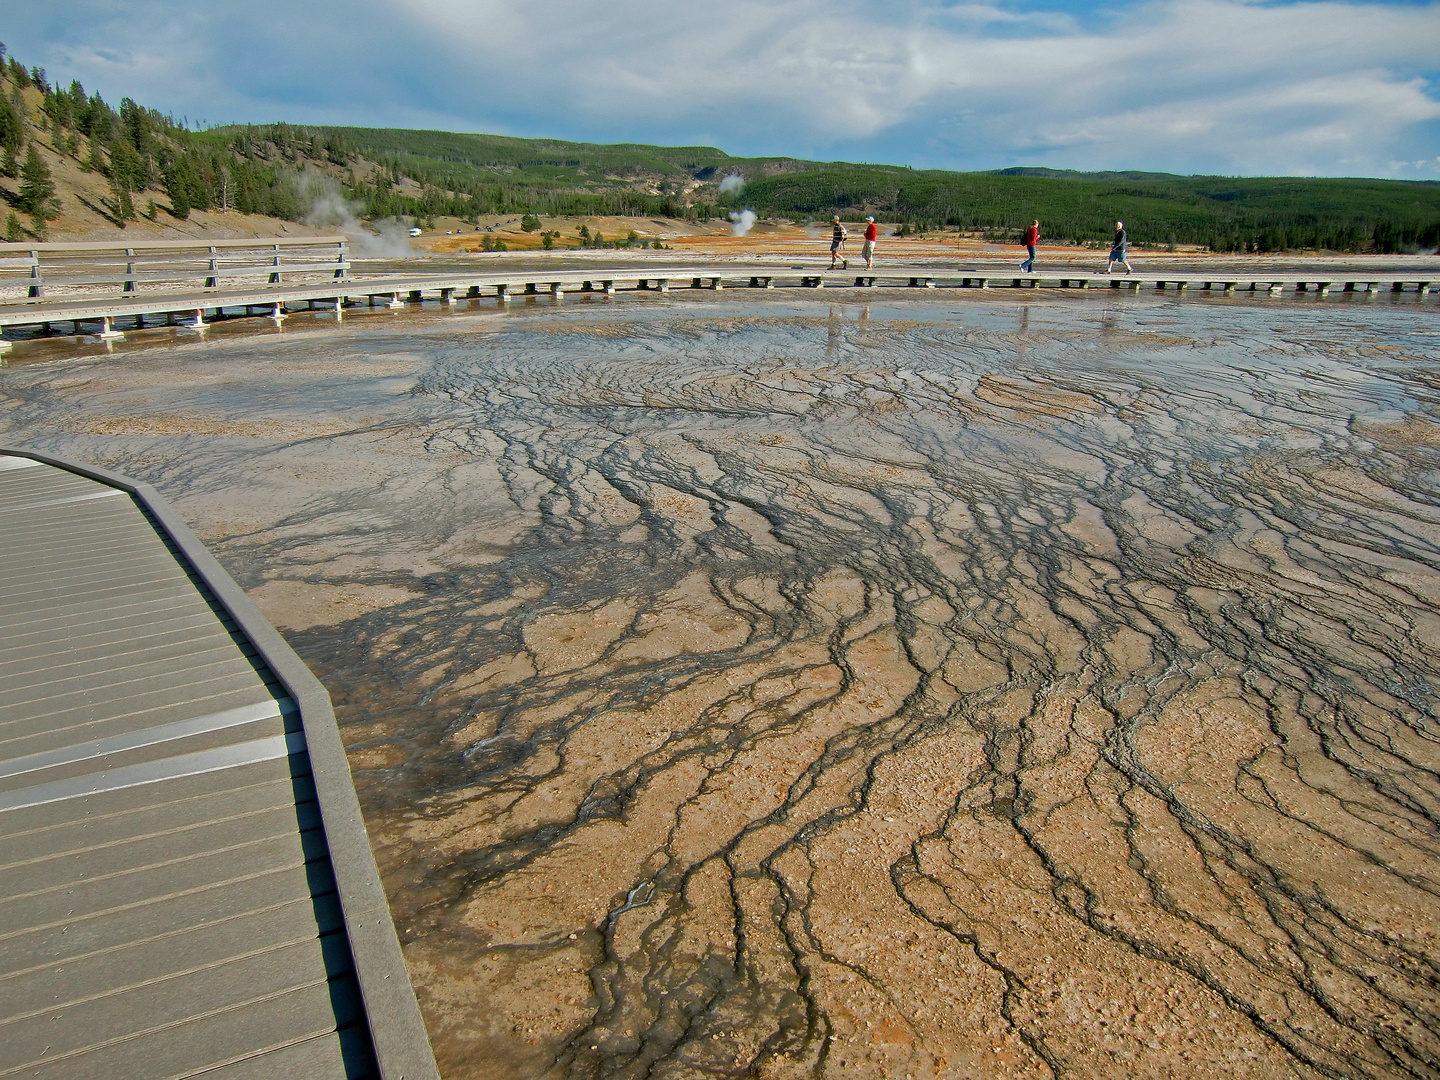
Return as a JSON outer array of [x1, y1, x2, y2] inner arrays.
[[0, 262, 1434, 350], [0, 451, 437, 1080]]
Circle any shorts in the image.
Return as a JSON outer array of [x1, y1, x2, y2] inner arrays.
[[861, 240, 875, 259], [1110, 248, 1128, 262], [831, 240, 844, 252]]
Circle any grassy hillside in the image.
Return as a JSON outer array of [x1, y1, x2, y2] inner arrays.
[[0, 43, 303, 241]]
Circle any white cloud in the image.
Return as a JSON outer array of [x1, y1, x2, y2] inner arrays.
[[5, 0, 1439, 176]]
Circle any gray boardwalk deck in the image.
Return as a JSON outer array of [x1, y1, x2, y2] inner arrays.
[[0, 261, 1434, 347], [0, 452, 437, 1080]]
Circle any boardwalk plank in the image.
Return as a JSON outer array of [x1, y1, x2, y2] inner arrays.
[[0, 453, 433, 1079]]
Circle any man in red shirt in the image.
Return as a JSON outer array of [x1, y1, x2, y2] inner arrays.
[[862, 216, 878, 269], [1020, 219, 1039, 273]]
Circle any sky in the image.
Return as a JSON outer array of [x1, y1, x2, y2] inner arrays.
[[3, 0, 1439, 178]]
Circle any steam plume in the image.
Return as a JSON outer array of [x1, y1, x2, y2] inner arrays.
[[295, 172, 415, 258], [719, 174, 745, 195], [729, 209, 757, 236]]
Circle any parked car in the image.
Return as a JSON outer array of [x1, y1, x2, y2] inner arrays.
[[408, 226, 423, 237]]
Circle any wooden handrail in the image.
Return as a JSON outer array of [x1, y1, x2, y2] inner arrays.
[[24, 264, 352, 289], [0, 238, 350, 297], [0, 236, 347, 253]]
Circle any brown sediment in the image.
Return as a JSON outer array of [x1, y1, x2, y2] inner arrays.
[[3, 294, 1439, 1079]]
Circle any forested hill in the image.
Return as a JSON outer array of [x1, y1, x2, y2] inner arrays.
[[1, 31, 1435, 252], [210, 124, 1439, 253]]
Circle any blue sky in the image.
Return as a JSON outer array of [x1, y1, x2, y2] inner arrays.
[[4, 0, 1438, 178]]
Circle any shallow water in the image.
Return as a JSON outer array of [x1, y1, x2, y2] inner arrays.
[[4, 293, 1440, 1079]]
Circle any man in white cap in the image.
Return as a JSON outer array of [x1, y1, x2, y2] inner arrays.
[[862, 216, 878, 270], [829, 216, 848, 269]]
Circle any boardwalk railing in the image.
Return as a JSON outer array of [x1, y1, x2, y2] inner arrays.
[[0, 260, 1435, 350], [0, 236, 348, 302]]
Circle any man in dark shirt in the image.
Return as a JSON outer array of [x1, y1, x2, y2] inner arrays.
[[830, 216, 848, 269], [1020, 220, 1039, 272], [1107, 221, 1133, 275]]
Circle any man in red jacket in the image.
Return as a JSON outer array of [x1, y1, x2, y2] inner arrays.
[[862, 216, 878, 269], [1020, 219, 1039, 273]]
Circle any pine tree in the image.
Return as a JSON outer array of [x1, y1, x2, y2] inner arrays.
[[166, 170, 190, 219], [1, 143, 17, 179], [4, 211, 20, 242], [110, 171, 134, 224], [84, 137, 106, 175], [0, 94, 21, 152], [18, 145, 55, 217], [108, 138, 143, 193]]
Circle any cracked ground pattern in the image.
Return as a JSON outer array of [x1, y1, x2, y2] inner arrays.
[[3, 293, 1440, 1079]]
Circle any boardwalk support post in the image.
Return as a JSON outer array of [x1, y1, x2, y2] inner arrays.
[[182, 308, 208, 330], [97, 315, 124, 341], [270, 302, 286, 323], [496, 284, 511, 303]]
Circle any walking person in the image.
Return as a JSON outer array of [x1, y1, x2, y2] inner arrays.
[[1020, 219, 1039, 273], [862, 216, 877, 269], [829, 216, 848, 269], [1106, 221, 1133, 275]]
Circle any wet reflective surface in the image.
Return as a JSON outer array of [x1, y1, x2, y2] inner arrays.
[[4, 292, 1440, 1079]]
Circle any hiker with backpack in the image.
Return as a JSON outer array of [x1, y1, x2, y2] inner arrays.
[[1020, 220, 1039, 273], [829, 216, 849, 269]]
